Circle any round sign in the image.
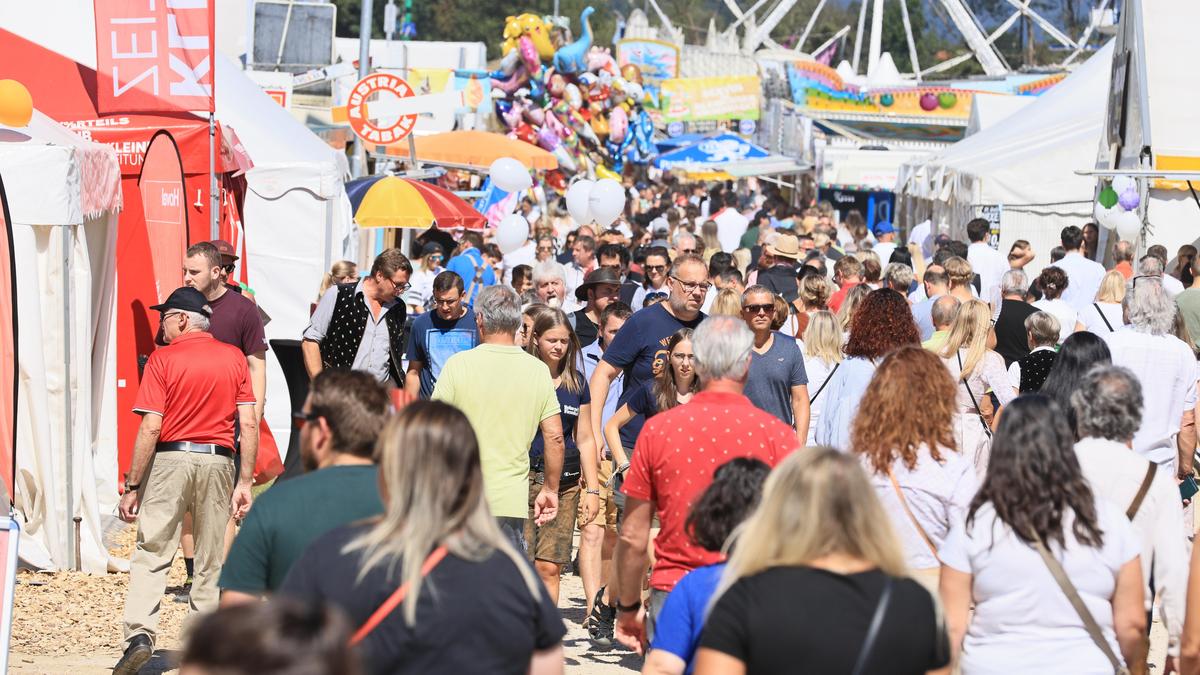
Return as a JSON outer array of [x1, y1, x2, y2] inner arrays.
[[346, 72, 418, 145], [738, 119, 757, 136], [666, 121, 685, 138]]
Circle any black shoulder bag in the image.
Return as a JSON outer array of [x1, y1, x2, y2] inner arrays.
[[850, 576, 894, 675], [809, 362, 841, 404], [957, 351, 993, 438]]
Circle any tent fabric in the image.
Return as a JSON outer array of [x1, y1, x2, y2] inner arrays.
[[386, 130, 558, 170], [965, 93, 1036, 137], [347, 175, 486, 229], [896, 42, 1113, 262], [0, 116, 120, 573], [653, 133, 770, 170]]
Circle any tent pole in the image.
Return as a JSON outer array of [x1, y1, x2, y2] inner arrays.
[[353, 0, 375, 180], [209, 113, 218, 240], [62, 225, 74, 571]]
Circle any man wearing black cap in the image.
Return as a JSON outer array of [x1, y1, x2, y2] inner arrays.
[[572, 268, 622, 348], [115, 287, 258, 675]]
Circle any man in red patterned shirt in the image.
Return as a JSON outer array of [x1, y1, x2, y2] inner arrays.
[[613, 315, 800, 653]]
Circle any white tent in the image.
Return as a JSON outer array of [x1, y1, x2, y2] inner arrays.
[[0, 111, 122, 573], [965, 93, 1036, 137], [0, 3, 355, 459], [896, 42, 1114, 270]]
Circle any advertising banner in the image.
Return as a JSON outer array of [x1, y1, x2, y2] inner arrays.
[[659, 76, 761, 123], [615, 39, 680, 81], [137, 131, 189, 303]]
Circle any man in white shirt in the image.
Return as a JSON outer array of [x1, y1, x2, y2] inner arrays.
[[964, 218, 1007, 303], [563, 235, 597, 301], [1054, 225, 1107, 312], [1071, 366, 1187, 671], [710, 192, 749, 253], [1103, 278, 1198, 470], [871, 221, 898, 264], [1147, 245, 1186, 297]]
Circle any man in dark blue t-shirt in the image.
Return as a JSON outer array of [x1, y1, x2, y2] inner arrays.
[[405, 271, 479, 398], [588, 254, 707, 468]]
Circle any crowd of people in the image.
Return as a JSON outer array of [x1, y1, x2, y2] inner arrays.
[[112, 176, 1200, 675]]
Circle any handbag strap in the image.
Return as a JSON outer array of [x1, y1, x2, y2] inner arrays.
[[886, 469, 942, 563], [1126, 462, 1157, 520], [1031, 537, 1127, 674], [350, 545, 449, 645], [850, 576, 894, 675], [1095, 303, 1116, 332], [957, 351, 993, 438], [810, 362, 840, 403]]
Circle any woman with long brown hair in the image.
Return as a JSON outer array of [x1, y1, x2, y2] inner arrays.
[[280, 401, 565, 675], [815, 289, 921, 450], [852, 346, 977, 588], [603, 328, 698, 462]]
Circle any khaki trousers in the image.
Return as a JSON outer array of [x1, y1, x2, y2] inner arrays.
[[122, 452, 234, 647]]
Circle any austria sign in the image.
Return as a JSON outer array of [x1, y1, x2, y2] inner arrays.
[[94, 0, 215, 114]]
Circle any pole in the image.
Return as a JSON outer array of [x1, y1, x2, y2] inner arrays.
[[867, 0, 885, 77], [852, 0, 869, 74], [62, 225, 74, 571], [209, 113, 218, 240], [353, 0, 375, 179]]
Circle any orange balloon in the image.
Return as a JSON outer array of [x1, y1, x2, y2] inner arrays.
[[0, 80, 33, 128]]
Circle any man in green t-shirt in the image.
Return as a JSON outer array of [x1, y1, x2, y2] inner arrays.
[[433, 285, 564, 551], [218, 370, 392, 604]]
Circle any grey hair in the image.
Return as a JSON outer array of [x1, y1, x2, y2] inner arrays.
[[1137, 255, 1165, 277], [1071, 365, 1143, 442], [1123, 276, 1175, 335], [1024, 311, 1061, 347], [931, 295, 960, 329], [183, 310, 210, 331], [882, 263, 913, 292], [530, 260, 566, 284], [672, 230, 697, 247], [692, 315, 754, 383], [475, 285, 522, 335], [1000, 269, 1029, 296], [1112, 240, 1135, 263]]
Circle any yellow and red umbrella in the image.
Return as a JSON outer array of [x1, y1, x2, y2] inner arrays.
[[346, 175, 486, 229]]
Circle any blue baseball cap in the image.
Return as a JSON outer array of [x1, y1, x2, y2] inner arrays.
[[874, 221, 895, 235]]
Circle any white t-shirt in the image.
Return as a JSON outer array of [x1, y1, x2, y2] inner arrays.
[[1055, 251, 1107, 314], [1076, 301, 1125, 334], [1103, 329, 1199, 466], [865, 448, 977, 570], [967, 242, 1008, 302], [940, 500, 1140, 675], [1033, 298, 1077, 344], [712, 208, 750, 252], [872, 241, 898, 265], [802, 355, 837, 446]]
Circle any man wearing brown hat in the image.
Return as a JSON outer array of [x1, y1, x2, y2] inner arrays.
[[757, 232, 802, 304], [572, 267, 622, 348]]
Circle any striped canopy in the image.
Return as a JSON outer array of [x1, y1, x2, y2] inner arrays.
[[346, 175, 486, 229]]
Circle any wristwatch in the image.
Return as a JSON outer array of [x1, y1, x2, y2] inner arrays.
[[585, 488, 600, 495], [123, 480, 140, 492]]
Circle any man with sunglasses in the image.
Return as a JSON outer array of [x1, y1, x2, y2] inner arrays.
[[116, 286, 258, 675], [302, 248, 412, 387], [589, 254, 709, 493]]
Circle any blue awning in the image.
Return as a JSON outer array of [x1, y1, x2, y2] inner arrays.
[[653, 133, 770, 170]]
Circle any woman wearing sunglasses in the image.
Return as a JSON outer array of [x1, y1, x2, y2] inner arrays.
[[404, 242, 445, 314]]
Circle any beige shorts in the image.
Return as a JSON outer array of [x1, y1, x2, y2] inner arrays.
[[577, 459, 617, 531]]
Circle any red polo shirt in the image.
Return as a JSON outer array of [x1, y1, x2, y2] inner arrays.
[[133, 332, 256, 447], [621, 390, 800, 591], [827, 281, 860, 313]]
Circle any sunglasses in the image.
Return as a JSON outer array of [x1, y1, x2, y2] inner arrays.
[[293, 411, 322, 429], [742, 303, 774, 315], [644, 264, 667, 273]]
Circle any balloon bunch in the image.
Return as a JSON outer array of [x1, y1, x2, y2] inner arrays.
[[491, 7, 657, 186], [1093, 175, 1142, 242]]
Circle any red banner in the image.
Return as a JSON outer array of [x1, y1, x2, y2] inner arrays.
[[138, 131, 189, 303], [94, 0, 215, 114]]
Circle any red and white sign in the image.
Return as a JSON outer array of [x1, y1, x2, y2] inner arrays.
[[94, 0, 215, 114], [346, 73, 418, 145]]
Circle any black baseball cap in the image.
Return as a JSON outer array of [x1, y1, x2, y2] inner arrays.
[[150, 287, 212, 317]]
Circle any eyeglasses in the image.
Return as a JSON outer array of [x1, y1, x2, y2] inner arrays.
[[432, 296, 461, 307], [293, 410, 322, 429], [678, 248, 698, 255], [742, 303, 774, 315], [429, 255, 444, 262], [671, 276, 711, 294], [385, 276, 411, 293], [537, 245, 555, 252], [670, 352, 694, 362], [162, 311, 186, 323]]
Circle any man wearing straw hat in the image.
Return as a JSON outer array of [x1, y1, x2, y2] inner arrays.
[[756, 232, 803, 304]]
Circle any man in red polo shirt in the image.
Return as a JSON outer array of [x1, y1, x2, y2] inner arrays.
[[827, 255, 865, 313], [613, 315, 799, 653], [115, 287, 258, 675]]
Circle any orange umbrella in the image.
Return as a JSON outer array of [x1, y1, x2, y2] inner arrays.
[[386, 130, 558, 171]]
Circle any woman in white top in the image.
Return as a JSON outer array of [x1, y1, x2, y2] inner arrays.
[[938, 299, 1017, 478], [940, 395, 1146, 674], [1075, 269, 1128, 335], [800, 311, 842, 446], [851, 345, 977, 589], [1032, 265, 1076, 344], [403, 242, 445, 313]]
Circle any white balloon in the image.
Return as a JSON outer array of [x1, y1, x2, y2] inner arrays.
[[495, 214, 530, 255], [1093, 201, 1116, 230], [489, 157, 532, 193], [587, 178, 626, 228], [1111, 175, 1136, 195], [566, 180, 595, 225], [1112, 209, 1143, 242]]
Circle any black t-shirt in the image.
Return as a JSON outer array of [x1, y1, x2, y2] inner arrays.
[[572, 309, 599, 348], [758, 264, 800, 303], [625, 380, 660, 418], [700, 567, 949, 675], [529, 376, 591, 486], [280, 523, 566, 675], [993, 298, 1040, 366]]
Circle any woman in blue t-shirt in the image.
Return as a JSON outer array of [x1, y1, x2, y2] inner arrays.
[[525, 308, 600, 604], [602, 328, 699, 471]]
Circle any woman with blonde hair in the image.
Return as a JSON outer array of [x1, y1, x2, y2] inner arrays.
[[708, 288, 743, 317], [801, 311, 842, 445], [699, 220, 722, 262], [943, 256, 975, 304], [525, 309, 600, 604], [792, 272, 832, 337], [317, 260, 358, 299], [852, 346, 977, 588], [1075, 269, 1128, 334], [835, 283, 871, 330], [938, 299, 1017, 477], [694, 447, 950, 675], [280, 401, 565, 675]]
